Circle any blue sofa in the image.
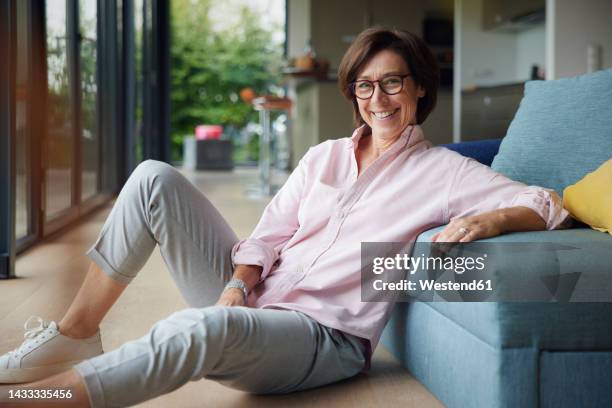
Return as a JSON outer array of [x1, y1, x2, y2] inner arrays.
[[381, 68, 612, 408]]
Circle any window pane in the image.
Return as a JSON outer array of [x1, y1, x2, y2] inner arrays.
[[134, 0, 144, 164], [15, 0, 30, 239], [45, 0, 74, 218], [80, 0, 99, 200]]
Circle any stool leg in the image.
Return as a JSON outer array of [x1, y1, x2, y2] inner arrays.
[[259, 109, 272, 195]]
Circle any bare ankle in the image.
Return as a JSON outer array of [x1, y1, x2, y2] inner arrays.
[[58, 322, 98, 339]]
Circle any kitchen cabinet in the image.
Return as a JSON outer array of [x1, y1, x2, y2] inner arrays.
[[483, 0, 545, 31], [422, 90, 453, 145], [461, 83, 524, 141], [285, 76, 354, 168]]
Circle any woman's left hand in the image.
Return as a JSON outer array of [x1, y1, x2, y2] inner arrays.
[[432, 211, 505, 243], [215, 288, 246, 307]]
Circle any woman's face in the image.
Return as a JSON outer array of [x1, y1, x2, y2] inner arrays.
[[355, 49, 425, 141]]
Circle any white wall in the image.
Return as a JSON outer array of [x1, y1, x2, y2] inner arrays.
[[287, 0, 311, 59], [547, 0, 612, 79], [459, 0, 547, 87], [459, 0, 518, 87], [516, 24, 546, 80]]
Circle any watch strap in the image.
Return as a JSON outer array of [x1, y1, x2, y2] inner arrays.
[[223, 278, 248, 301]]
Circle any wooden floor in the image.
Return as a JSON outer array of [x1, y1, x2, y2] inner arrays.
[[0, 167, 444, 408]]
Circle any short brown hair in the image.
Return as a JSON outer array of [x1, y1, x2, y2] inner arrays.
[[338, 27, 439, 129]]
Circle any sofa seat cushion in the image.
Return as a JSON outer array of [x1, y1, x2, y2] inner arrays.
[[491, 69, 612, 196], [412, 227, 612, 350]]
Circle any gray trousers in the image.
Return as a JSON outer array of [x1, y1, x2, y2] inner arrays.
[[74, 160, 366, 408]]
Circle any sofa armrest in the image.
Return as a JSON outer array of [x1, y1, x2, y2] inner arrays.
[[441, 139, 502, 166]]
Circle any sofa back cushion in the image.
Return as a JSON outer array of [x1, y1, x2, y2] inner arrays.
[[491, 68, 612, 196]]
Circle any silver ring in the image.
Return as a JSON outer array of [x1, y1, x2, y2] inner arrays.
[[458, 227, 469, 235]]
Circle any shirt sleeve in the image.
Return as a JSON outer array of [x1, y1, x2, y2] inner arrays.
[[446, 155, 569, 230], [231, 148, 311, 281]]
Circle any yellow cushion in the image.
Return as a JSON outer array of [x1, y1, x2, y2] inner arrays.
[[563, 159, 612, 235]]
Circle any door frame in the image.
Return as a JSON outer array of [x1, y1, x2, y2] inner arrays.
[[0, 0, 17, 279]]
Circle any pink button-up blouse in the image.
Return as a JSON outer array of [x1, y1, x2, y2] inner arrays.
[[231, 124, 568, 355]]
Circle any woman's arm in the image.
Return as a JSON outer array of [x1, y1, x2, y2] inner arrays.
[[434, 153, 570, 243], [230, 148, 312, 282]]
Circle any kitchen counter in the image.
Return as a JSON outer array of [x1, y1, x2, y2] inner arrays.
[[462, 81, 527, 93]]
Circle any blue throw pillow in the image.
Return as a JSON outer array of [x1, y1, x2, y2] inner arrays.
[[491, 68, 612, 196]]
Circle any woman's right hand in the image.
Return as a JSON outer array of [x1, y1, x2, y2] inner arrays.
[[215, 288, 246, 307]]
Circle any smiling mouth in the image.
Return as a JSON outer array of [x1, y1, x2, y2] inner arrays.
[[372, 109, 399, 120]]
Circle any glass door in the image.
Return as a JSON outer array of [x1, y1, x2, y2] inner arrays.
[[45, 0, 75, 220], [79, 0, 100, 201], [15, 0, 33, 242], [6, 0, 168, 274], [43, 0, 103, 235], [134, 0, 145, 165]]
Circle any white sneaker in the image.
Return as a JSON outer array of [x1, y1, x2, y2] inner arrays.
[[0, 316, 104, 383]]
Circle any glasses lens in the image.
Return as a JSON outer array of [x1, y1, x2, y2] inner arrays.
[[380, 76, 403, 94], [354, 81, 374, 98]]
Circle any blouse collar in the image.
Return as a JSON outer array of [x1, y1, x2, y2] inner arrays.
[[349, 124, 424, 153]]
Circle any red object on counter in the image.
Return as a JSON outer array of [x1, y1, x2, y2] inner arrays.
[[195, 125, 223, 140]]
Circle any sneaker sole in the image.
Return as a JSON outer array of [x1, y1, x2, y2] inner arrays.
[[0, 360, 84, 384]]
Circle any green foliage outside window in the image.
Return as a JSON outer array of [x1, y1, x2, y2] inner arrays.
[[170, 0, 284, 163]]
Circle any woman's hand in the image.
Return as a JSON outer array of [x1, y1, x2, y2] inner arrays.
[[432, 207, 547, 243], [215, 288, 246, 307], [432, 211, 506, 243]]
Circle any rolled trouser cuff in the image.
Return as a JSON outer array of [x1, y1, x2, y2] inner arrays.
[[86, 247, 134, 285], [74, 360, 106, 408]]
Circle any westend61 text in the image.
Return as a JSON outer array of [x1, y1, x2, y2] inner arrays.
[[373, 279, 493, 292]]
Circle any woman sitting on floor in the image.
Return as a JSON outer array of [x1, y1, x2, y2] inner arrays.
[[0, 27, 568, 407]]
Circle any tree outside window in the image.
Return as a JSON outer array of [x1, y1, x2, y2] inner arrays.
[[171, 0, 285, 164]]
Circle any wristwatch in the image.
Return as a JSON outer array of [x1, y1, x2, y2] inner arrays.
[[223, 278, 249, 302]]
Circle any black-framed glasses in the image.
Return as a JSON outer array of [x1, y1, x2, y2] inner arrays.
[[349, 74, 412, 99]]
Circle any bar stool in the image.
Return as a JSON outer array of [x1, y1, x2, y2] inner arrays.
[[249, 95, 292, 197]]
